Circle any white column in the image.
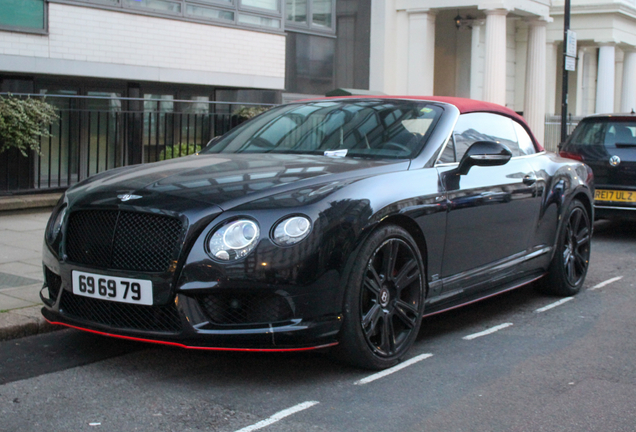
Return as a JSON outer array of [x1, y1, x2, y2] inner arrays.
[[575, 48, 586, 115], [483, 9, 508, 105], [596, 44, 616, 113], [407, 9, 436, 95], [524, 20, 547, 146], [369, 0, 398, 93], [545, 42, 559, 115], [621, 49, 636, 112], [470, 21, 484, 101]]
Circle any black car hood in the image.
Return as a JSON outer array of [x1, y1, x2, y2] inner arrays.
[[66, 153, 409, 212]]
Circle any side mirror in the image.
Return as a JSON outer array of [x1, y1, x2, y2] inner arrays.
[[458, 141, 513, 175]]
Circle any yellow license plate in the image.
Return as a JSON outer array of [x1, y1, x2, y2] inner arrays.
[[595, 189, 636, 203]]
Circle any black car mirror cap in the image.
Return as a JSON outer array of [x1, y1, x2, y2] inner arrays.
[[458, 141, 513, 175]]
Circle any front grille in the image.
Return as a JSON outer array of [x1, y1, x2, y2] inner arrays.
[[60, 291, 182, 333], [44, 267, 62, 302], [66, 210, 182, 272], [199, 293, 295, 325]]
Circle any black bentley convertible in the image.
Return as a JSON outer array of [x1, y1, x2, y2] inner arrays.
[[41, 97, 594, 369]]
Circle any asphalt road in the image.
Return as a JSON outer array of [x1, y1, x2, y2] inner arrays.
[[1, 219, 635, 432]]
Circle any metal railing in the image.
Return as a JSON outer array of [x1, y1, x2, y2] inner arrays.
[[543, 114, 583, 152], [0, 94, 273, 194]]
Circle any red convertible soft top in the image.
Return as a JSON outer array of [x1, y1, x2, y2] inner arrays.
[[317, 95, 545, 152]]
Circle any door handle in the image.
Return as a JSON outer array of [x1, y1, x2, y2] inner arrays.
[[522, 174, 537, 185]]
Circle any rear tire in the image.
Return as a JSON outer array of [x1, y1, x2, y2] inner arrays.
[[335, 225, 425, 370], [538, 199, 591, 296]]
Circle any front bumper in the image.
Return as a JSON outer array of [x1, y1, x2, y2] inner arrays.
[[41, 246, 344, 351]]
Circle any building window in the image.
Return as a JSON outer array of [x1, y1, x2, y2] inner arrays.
[[285, 0, 333, 32], [122, 0, 182, 14], [0, 0, 46, 33], [54, 0, 284, 32], [241, 0, 279, 12]]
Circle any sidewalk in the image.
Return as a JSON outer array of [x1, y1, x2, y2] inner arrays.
[[0, 208, 59, 341]]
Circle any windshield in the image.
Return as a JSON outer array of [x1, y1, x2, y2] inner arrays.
[[201, 99, 443, 159]]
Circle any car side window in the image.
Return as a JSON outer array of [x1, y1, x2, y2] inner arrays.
[[438, 135, 457, 163], [452, 113, 523, 160], [513, 121, 536, 155]]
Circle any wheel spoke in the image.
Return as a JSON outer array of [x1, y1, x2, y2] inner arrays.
[[574, 250, 588, 272], [567, 254, 576, 282], [363, 274, 382, 297], [362, 303, 383, 336], [368, 263, 383, 287], [382, 241, 400, 281], [379, 314, 396, 354], [576, 227, 590, 247], [394, 300, 418, 329], [570, 209, 582, 234], [394, 259, 418, 291]]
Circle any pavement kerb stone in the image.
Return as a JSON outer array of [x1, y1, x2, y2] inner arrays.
[[0, 305, 60, 342], [0, 192, 62, 212]]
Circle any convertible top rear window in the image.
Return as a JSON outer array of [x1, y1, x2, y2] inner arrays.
[[202, 100, 443, 159]]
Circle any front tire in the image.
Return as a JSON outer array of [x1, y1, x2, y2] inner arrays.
[[539, 199, 591, 296], [336, 225, 425, 370]]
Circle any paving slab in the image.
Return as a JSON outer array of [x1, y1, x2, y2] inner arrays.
[[0, 262, 43, 280], [0, 206, 58, 342], [1, 284, 43, 303]]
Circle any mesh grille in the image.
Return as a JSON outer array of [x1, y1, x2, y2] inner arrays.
[[45, 267, 62, 302], [59, 291, 181, 333], [199, 293, 294, 325], [66, 210, 182, 272]]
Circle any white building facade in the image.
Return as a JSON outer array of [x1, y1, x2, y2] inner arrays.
[[368, 0, 636, 147]]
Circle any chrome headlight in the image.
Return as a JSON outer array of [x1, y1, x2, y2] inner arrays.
[[208, 219, 260, 261], [46, 205, 67, 245], [272, 216, 311, 246]]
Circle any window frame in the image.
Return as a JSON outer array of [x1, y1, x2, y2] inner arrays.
[[435, 112, 538, 166], [0, 0, 48, 35], [285, 0, 335, 35], [47, 0, 285, 34]]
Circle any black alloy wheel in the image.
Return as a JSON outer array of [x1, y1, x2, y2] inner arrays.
[[336, 225, 425, 370], [539, 199, 591, 296], [562, 205, 591, 286]]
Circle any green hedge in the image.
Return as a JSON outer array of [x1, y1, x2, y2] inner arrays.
[[0, 95, 58, 155]]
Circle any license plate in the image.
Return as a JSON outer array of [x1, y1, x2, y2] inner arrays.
[[594, 189, 636, 203], [72, 271, 153, 305]]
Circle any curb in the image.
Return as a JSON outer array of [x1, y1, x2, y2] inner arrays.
[[0, 306, 61, 342], [0, 193, 62, 212]]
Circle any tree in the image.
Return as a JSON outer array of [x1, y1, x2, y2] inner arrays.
[[0, 95, 58, 156]]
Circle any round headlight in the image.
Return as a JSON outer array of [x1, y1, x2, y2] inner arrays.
[[272, 216, 311, 246], [209, 219, 260, 261]]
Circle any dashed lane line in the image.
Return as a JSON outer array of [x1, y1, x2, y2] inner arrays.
[[462, 323, 513, 340], [535, 297, 574, 313], [354, 353, 434, 385], [233, 401, 319, 432], [589, 276, 623, 291]]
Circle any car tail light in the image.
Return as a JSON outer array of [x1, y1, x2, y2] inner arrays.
[[559, 151, 583, 161]]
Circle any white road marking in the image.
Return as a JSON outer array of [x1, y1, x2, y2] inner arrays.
[[234, 401, 319, 432], [354, 353, 434, 385], [462, 323, 513, 340], [535, 297, 574, 313], [589, 276, 623, 291]]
